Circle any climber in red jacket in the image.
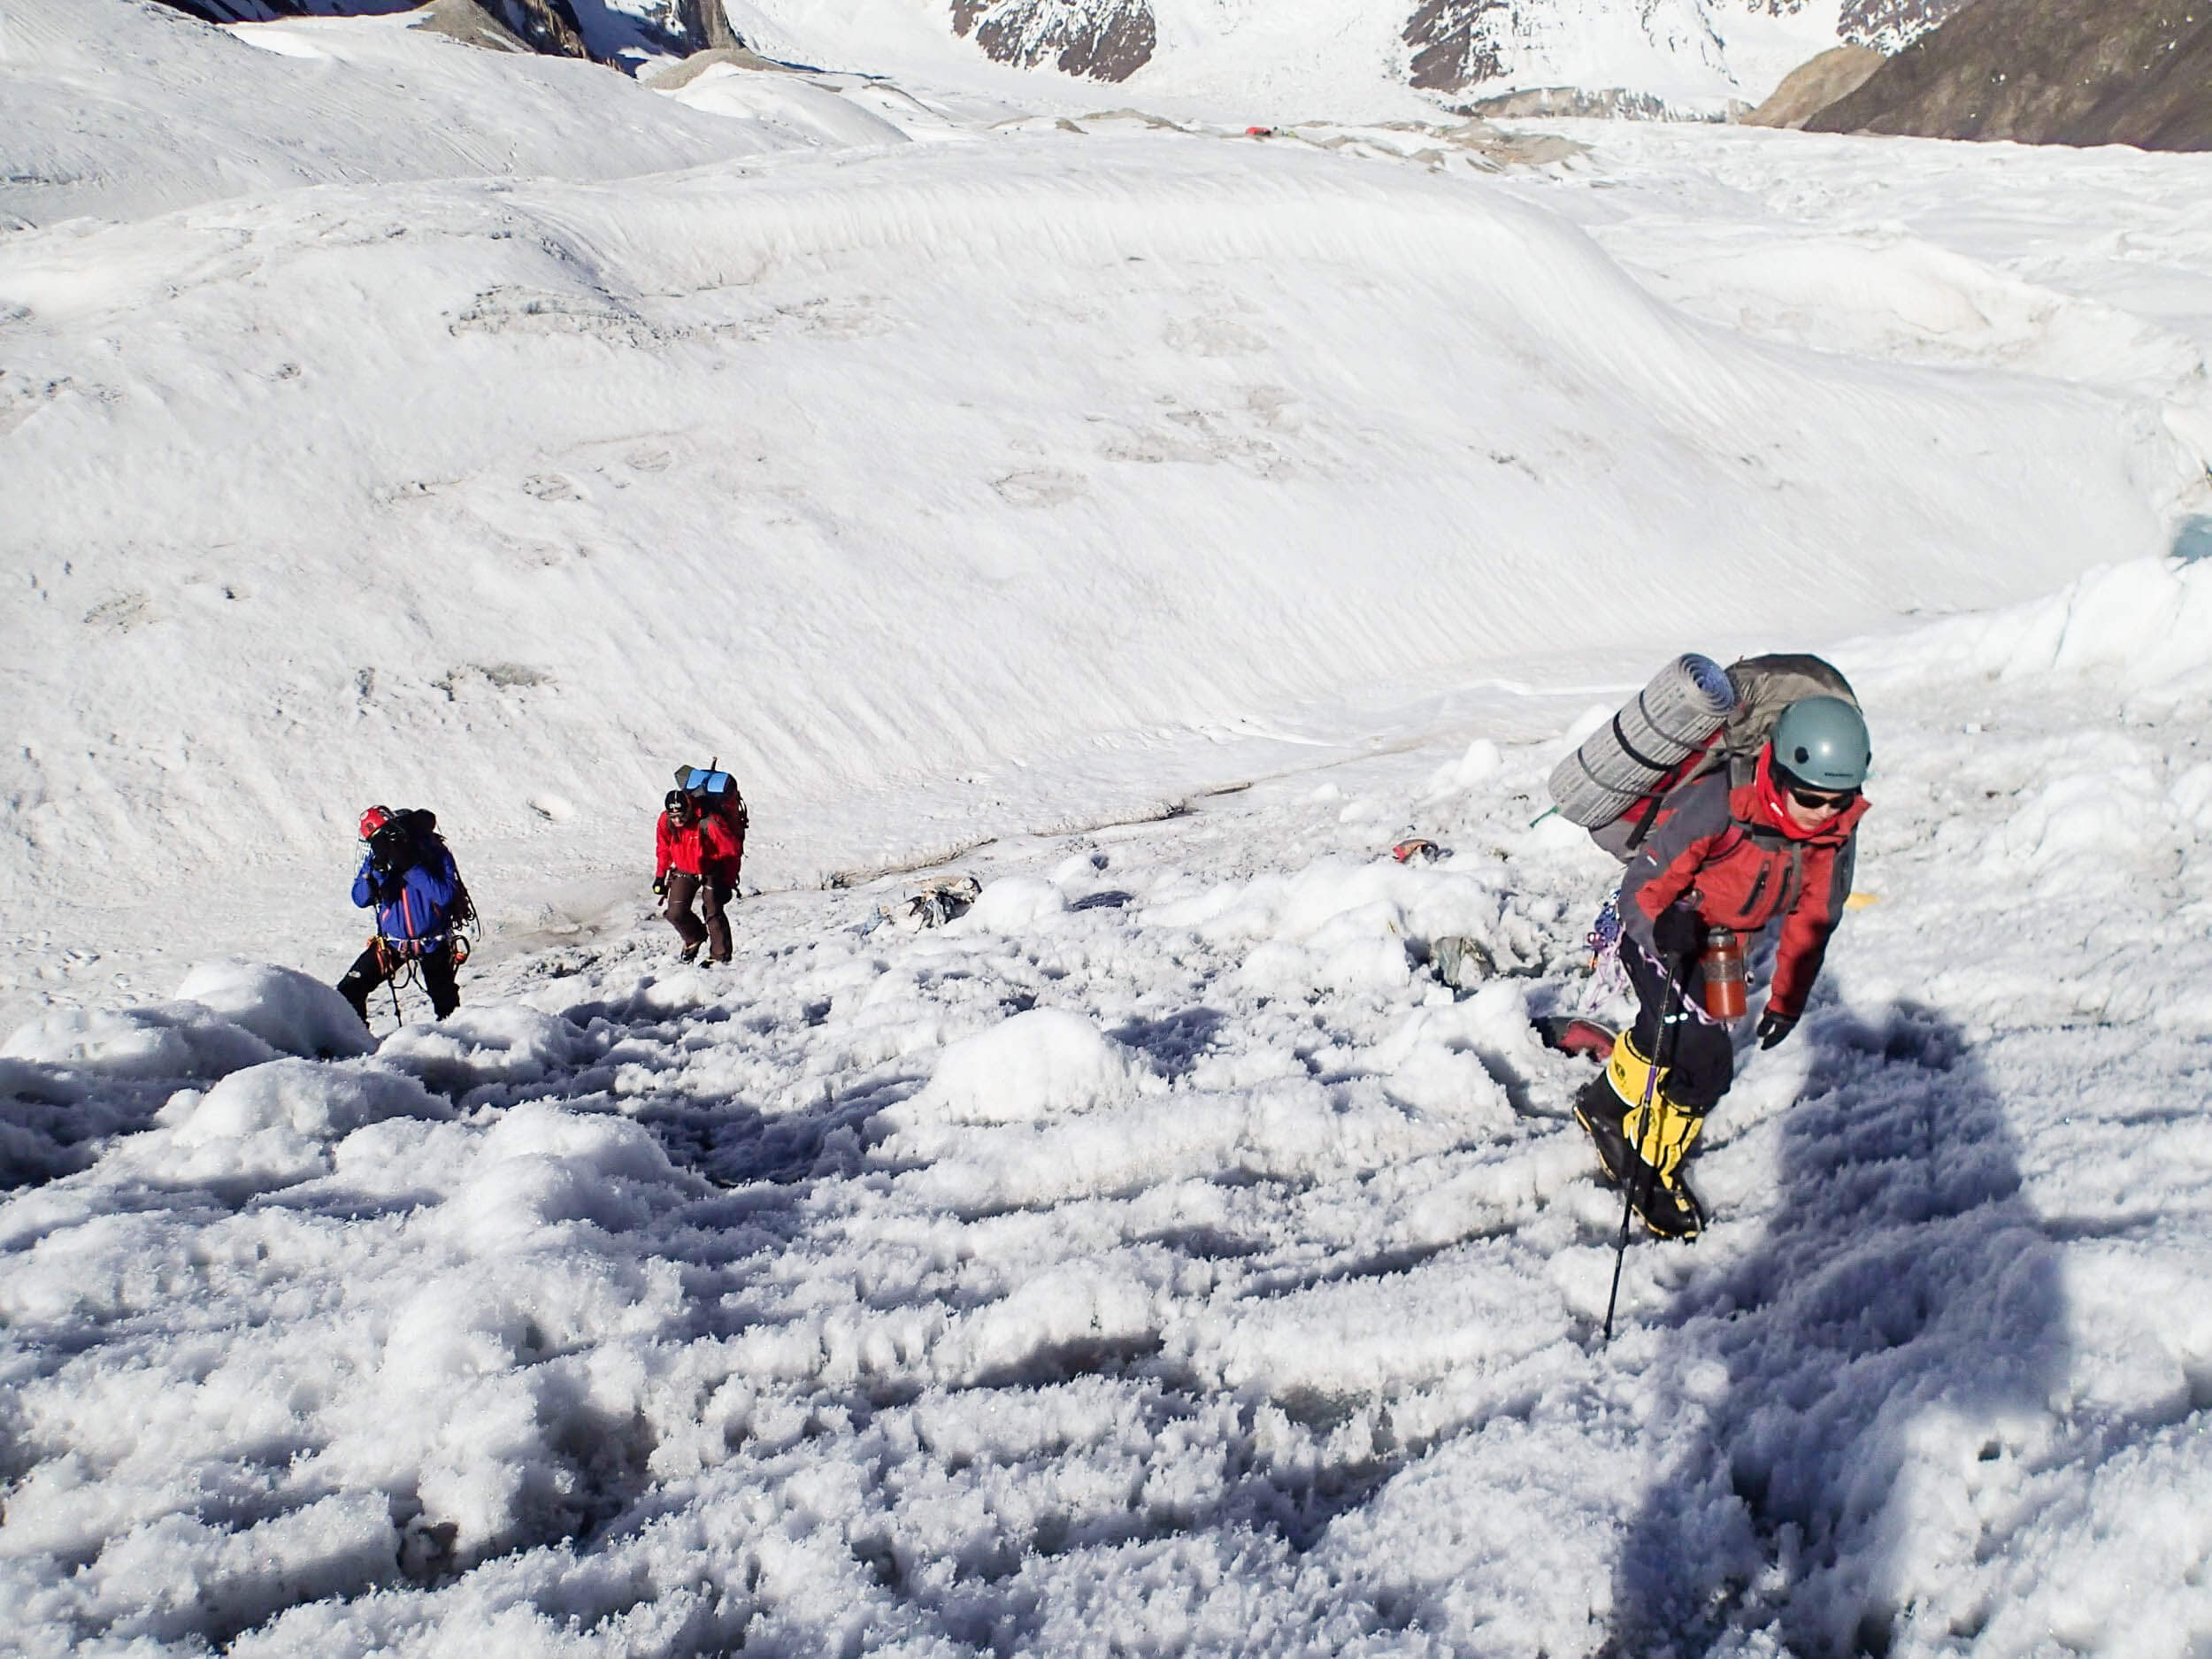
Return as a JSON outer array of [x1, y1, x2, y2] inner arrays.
[[1578, 696, 1872, 1240], [654, 787, 742, 964]]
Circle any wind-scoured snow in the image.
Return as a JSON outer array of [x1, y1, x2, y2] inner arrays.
[[0, 2, 813, 229], [1494, 119, 2212, 467]]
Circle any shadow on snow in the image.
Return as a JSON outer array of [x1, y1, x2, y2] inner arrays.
[[1609, 999, 2066, 1657]]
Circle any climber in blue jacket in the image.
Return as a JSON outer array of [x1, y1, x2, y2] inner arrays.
[[336, 805, 470, 1024]]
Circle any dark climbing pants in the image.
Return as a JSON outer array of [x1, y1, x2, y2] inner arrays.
[[664, 873, 733, 963], [339, 941, 460, 1025], [1626, 942, 1735, 1112]]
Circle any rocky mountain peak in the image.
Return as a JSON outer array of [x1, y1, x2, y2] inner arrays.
[[949, 0, 1157, 82]]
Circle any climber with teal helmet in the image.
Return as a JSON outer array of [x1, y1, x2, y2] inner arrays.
[[1577, 694, 1872, 1240]]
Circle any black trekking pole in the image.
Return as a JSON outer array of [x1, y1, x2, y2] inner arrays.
[[1602, 961, 1686, 1345]]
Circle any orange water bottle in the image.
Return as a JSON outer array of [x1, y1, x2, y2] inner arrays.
[[1701, 926, 1747, 1021]]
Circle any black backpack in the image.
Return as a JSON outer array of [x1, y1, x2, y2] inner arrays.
[[370, 809, 479, 940]]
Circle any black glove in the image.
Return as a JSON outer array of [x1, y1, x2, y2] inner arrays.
[[1651, 905, 1703, 961], [652, 874, 669, 899], [1757, 1010, 1797, 1049]]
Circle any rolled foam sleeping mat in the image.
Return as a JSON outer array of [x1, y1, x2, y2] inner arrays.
[[1547, 653, 1736, 827]]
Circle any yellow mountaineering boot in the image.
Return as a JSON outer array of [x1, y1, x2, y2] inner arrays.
[[1575, 1032, 1657, 1192], [1572, 1033, 1707, 1240]]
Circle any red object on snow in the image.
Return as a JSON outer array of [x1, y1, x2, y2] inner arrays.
[[1392, 838, 1445, 864], [1536, 1016, 1619, 1061], [1246, 126, 1275, 136], [1556, 1019, 1617, 1060]]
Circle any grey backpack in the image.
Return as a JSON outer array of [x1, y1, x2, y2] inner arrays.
[[1710, 654, 1861, 788], [1592, 653, 1860, 861]]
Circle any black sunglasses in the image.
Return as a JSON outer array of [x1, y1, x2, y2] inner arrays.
[[1783, 779, 1855, 811]]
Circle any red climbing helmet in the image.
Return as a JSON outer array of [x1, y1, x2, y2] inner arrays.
[[358, 805, 394, 841]]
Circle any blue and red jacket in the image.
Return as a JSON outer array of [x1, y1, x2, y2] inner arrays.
[[353, 842, 461, 956]]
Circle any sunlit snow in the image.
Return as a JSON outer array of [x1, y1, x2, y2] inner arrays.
[[4, 2, 2212, 1654]]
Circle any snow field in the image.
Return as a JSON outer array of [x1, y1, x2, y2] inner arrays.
[[1506, 120, 2212, 481], [8, 4, 2209, 1033], [5, 557, 2212, 1654], [8, 7, 2212, 1648], [3, 119, 2186, 1027], [0, 3, 806, 229]]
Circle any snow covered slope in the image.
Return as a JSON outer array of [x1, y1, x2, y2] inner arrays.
[[1489, 119, 2212, 480], [127, 0, 1958, 114], [0, 0, 826, 229], [4, 0, 2207, 1028], [3, 127, 2185, 1007], [6, 556, 2212, 1655], [9, 4, 2212, 1652]]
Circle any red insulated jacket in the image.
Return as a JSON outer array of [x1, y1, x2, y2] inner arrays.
[[1619, 748, 1870, 1019], [656, 810, 742, 883]]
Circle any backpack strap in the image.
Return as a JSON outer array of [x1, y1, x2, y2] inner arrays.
[[1620, 743, 1726, 854], [1622, 804, 1659, 855], [1609, 701, 1675, 775]]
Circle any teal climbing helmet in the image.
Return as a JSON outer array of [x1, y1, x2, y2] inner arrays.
[[1770, 696, 1870, 792]]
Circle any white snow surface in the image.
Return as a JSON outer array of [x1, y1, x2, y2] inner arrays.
[[0, 2, 811, 229], [7, 5, 2212, 1653], [6, 2, 2206, 1027], [8, 557, 2212, 1655]]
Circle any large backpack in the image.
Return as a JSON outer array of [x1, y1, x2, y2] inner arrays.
[[674, 760, 749, 841], [368, 808, 479, 955], [1594, 654, 1860, 860], [1706, 654, 1861, 790]]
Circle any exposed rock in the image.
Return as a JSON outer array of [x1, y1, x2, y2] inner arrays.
[[1456, 85, 1673, 119], [1807, 0, 2212, 150], [145, 0, 1970, 115], [642, 43, 795, 91], [1404, 0, 1510, 91], [476, 0, 588, 58], [156, 0, 696, 64], [674, 0, 741, 53], [411, 0, 532, 52], [949, 0, 1156, 82], [1839, 0, 1974, 53], [1742, 43, 1885, 126], [158, 0, 386, 20]]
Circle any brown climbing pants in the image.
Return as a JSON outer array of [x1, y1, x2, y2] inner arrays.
[[664, 872, 734, 963]]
